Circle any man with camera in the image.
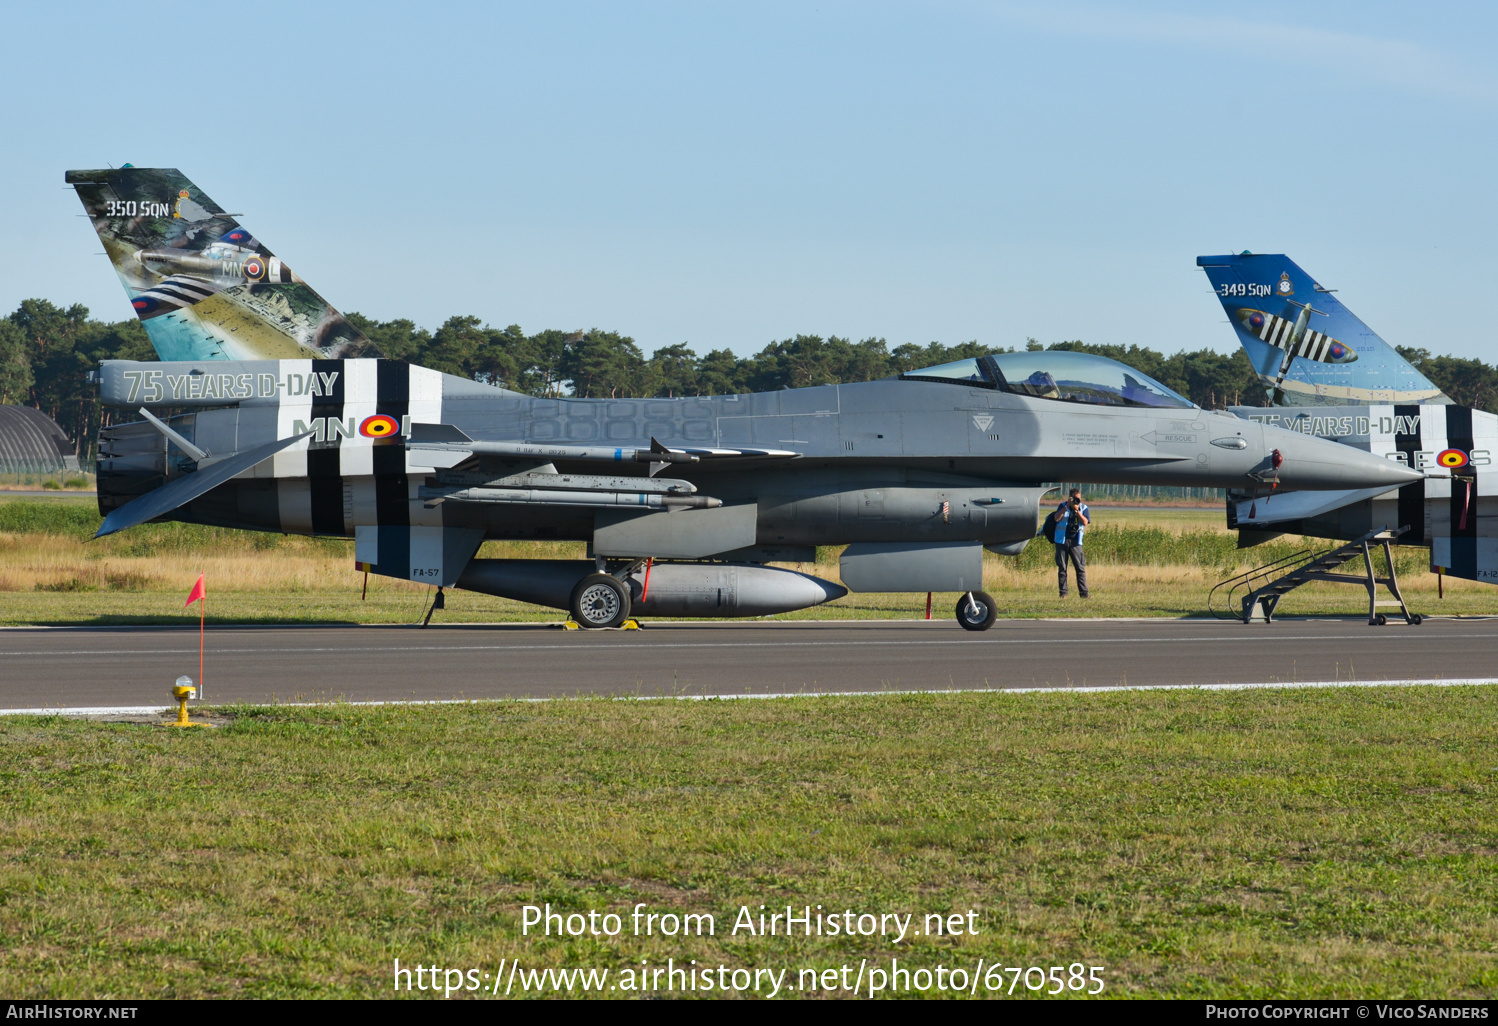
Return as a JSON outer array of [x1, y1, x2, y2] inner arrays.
[[1045, 488, 1091, 598]]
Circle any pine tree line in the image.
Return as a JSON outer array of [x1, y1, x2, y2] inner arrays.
[[4, 299, 1495, 459]]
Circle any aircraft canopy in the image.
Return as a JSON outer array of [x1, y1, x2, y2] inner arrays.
[[900, 351, 1194, 409]]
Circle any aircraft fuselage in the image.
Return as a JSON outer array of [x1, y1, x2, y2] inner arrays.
[[97, 358, 1422, 555]]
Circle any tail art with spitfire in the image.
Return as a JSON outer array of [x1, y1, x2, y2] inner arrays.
[[1199, 252, 1445, 406]]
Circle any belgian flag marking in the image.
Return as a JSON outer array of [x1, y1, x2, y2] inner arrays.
[[1438, 448, 1469, 469]]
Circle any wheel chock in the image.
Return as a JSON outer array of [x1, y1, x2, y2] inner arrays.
[[560, 619, 641, 631], [563, 620, 581, 630]]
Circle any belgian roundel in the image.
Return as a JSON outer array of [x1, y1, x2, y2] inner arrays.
[[360, 414, 400, 438], [1437, 449, 1469, 469]]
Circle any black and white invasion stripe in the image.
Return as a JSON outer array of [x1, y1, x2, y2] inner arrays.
[[132, 275, 220, 319], [1255, 313, 1343, 364]]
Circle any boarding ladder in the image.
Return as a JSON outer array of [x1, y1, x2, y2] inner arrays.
[[1208, 547, 1315, 621], [1211, 527, 1422, 626]]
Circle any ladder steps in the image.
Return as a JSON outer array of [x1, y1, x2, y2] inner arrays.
[[1226, 528, 1415, 625]]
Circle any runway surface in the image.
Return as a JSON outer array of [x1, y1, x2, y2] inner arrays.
[[2, 616, 1496, 711]]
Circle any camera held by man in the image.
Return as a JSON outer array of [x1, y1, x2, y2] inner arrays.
[[1044, 489, 1091, 598]]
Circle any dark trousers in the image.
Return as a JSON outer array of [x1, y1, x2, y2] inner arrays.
[[1055, 543, 1087, 597]]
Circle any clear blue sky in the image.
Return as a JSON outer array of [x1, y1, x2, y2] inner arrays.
[[3, 1, 1495, 361]]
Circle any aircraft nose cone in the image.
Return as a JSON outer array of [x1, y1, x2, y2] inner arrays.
[[1268, 433, 1424, 490]]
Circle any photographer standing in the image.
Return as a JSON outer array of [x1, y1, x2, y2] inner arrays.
[[1046, 488, 1091, 598]]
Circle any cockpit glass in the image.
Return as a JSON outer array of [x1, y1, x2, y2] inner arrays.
[[896, 357, 989, 384], [992, 352, 1193, 408], [899, 351, 1194, 409]]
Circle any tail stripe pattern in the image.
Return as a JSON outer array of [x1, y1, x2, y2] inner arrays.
[[133, 276, 221, 317], [1256, 312, 1342, 361]]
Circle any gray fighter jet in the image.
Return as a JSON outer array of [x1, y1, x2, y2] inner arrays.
[[70, 169, 1424, 630]]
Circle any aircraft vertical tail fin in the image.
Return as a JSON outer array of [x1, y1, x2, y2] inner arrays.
[[1196, 252, 1445, 406], [66, 167, 379, 362]]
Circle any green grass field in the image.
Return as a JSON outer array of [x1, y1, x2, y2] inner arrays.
[[3, 498, 1495, 999], [1, 498, 1493, 624], [2, 687, 1496, 999]]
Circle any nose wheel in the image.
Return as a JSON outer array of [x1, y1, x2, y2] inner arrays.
[[569, 573, 632, 629], [956, 590, 998, 631]]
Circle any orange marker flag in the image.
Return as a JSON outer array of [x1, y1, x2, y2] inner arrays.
[[185, 574, 206, 700]]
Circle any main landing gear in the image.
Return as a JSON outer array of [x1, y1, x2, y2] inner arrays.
[[569, 573, 633, 629], [956, 590, 998, 632]]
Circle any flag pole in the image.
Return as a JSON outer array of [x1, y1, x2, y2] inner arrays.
[[185, 573, 206, 703]]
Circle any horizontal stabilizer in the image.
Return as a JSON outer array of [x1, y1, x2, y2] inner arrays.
[[95, 431, 312, 538]]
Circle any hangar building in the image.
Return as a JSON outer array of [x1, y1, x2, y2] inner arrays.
[[0, 405, 78, 473]]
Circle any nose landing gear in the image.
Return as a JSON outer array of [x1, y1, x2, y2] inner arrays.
[[956, 590, 998, 631]]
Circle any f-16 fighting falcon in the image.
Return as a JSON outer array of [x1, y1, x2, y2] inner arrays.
[[1202, 253, 1495, 587], [66, 168, 1425, 631]]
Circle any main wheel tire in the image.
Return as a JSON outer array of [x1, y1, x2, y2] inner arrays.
[[955, 590, 998, 632], [1410, 613, 1424, 625], [1373, 613, 1388, 626], [570, 574, 631, 629]]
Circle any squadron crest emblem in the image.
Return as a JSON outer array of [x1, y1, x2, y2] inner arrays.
[[1277, 272, 1294, 296]]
